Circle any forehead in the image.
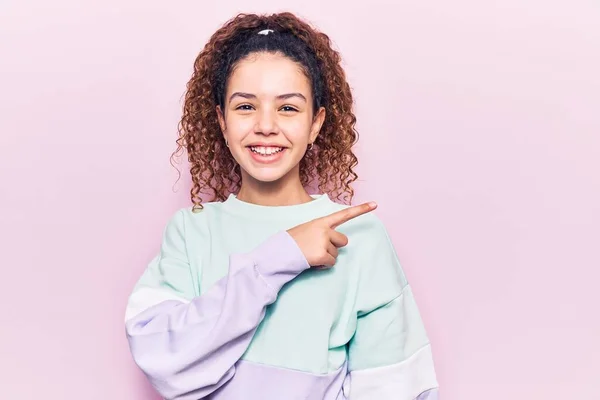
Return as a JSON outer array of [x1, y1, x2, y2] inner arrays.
[[227, 52, 312, 96]]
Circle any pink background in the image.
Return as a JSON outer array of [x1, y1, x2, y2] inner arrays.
[[1, 1, 599, 399]]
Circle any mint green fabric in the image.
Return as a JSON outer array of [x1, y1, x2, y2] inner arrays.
[[127, 193, 432, 375]]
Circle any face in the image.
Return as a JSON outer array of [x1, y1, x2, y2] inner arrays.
[[217, 52, 325, 185]]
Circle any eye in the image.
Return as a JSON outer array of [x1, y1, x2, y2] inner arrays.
[[236, 104, 254, 111], [280, 105, 299, 112]]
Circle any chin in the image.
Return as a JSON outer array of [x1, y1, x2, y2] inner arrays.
[[244, 168, 290, 184], [235, 147, 301, 184]]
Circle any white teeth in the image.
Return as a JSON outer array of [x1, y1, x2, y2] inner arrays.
[[250, 146, 284, 155]]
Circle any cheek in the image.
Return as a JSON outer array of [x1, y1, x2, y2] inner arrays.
[[225, 115, 254, 141], [280, 117, 313, 143]]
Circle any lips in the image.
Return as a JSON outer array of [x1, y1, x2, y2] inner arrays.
[[248, 145, 285, 155], [246, 144, 287, 164]]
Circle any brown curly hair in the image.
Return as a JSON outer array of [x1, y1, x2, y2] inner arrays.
[[172, 12, 359, 210]]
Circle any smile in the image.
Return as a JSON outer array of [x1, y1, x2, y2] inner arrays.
[[246, 145, 287, 164], [249, 146, 285, 155]]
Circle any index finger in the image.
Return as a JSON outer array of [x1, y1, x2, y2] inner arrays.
[[324, 202, 377, 229]]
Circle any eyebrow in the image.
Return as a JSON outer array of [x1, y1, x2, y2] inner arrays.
[[228, 92, 307, 104]]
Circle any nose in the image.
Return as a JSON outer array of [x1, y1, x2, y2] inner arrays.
[[254, 108, 279, 136]]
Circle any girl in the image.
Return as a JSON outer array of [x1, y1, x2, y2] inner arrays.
[[125, 12, 439, 400]]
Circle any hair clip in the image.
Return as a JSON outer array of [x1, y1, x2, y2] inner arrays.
[[257, 29, 274, 35]]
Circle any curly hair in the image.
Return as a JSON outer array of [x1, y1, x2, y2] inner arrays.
[[172, 12, 359, 210]]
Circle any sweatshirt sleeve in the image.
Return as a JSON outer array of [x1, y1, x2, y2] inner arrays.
[[124, 210, 310, 400], [347, 218, 439, 400]]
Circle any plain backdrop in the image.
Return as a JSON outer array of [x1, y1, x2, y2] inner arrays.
[[1, 0, 599, 399]]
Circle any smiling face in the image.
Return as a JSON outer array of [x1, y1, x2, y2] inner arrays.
[[217, 52, 325, 186]]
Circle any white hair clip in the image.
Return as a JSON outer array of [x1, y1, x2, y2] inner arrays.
[[257, 29, 274, 35]]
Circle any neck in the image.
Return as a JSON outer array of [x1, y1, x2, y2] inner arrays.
[[236, 168, 314, 207]]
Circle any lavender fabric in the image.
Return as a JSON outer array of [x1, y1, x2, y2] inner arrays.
[[416, 388, 440, 400], [125, 231, 309, 400], [209, 360, 348, 400]]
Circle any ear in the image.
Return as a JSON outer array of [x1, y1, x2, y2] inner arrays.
[[309, 106, 326, 144], [216, 105, 227, 134]]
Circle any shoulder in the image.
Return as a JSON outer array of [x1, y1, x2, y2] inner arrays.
[[325, 200, 400, 265], [326, 199, 390, 240], [162, 200, 226, 236], [328, 200, 409, 302]]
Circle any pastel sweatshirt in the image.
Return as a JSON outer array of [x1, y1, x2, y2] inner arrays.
[[124, 194, 439, 400]]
